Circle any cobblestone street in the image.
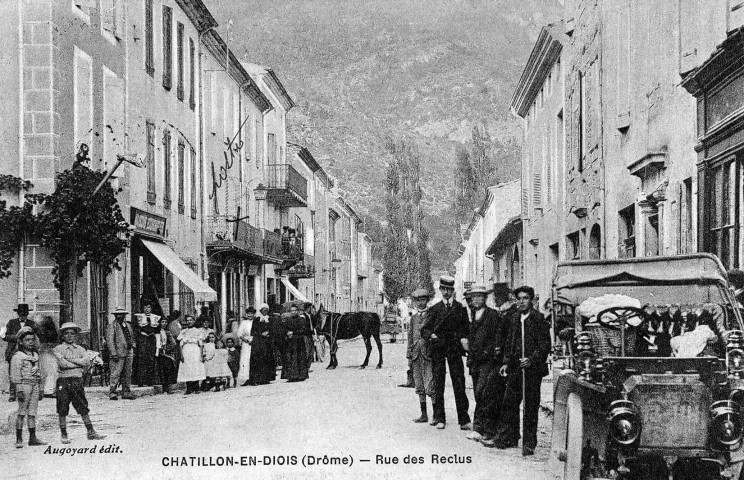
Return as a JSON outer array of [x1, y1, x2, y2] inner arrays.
[[4, 340, 553, 480]]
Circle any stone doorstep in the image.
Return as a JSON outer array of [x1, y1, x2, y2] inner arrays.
[[0, 383, 186, 436]]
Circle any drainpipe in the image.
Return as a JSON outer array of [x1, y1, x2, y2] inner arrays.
[[198, 26, 215, 312]]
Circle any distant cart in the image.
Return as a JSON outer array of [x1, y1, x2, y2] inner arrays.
[[381, 311, 402, 343]]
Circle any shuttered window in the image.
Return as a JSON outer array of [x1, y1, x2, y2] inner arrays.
[[532, 172, 542, 210], [178, 139, 185, 214], [162, 6, 172, 90], [145, 0, 154, 76], [189, 38, 195, 110], [190, 146, 197, 218], [146, 121, 156, 204], [176, 22, 184, 101], [163, 129, 172, 209]]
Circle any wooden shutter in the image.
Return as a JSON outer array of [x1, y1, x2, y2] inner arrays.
[[146, 121, 156, 203], [189, 37, 195, 110], [162, 6, 172, 90], [190, 146, 197, 218], [532, 172, 542, 209], [178, 139, 185, 213], [145, 0, 154, 76], [177, 23, 184, 100], [163, 129, 172, 208]]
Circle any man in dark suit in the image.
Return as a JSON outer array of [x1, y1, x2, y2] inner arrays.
[[494, 286, 551, 455], [465, 284, 510, 447], [2, 304, 39, 402], [420, 275, 471, 430]]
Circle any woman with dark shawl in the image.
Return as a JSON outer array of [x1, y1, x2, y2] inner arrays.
[[247, 304, 276, 385], [281, 308, 312, 382]]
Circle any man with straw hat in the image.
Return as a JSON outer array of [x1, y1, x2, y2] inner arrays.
[[53, 322, 106, 444], [106, 307, 136, 400]]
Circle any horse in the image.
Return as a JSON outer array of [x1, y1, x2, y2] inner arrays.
[[314, 305, 383, 369]]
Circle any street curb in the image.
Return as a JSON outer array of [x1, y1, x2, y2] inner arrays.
[[1, 383, 185, 435]]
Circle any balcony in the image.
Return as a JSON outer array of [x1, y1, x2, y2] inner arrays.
[[206, 215, 282, 264], [287, 254, 315, 279], [264, 164, 307, 207]]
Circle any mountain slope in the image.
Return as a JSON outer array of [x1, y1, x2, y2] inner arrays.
[[207, 0, 561, 267]]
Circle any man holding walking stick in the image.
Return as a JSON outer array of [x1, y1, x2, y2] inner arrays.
[[492, 286, 551, 455]]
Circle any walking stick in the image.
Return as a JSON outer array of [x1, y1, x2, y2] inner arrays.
[[521, 318, 527, 456]]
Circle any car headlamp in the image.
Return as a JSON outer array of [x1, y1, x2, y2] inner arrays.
[[608, 399, 641, 446], [710, 400, 743, 449]]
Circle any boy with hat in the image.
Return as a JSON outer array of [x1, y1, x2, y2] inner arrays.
[[421, 275, 471, 430], [3, 303, 39, 402], [106, 307, 136, 400], [10, 326, 45, 447], [53, 323, 106, 444], [407, 288, 435, 423]]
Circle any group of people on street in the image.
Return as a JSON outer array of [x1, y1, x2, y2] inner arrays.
[[3, 297, 322, 448], [405, 275, 550, 456]]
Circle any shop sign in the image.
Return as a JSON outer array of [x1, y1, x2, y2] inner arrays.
[[131, 207, 167, 239]]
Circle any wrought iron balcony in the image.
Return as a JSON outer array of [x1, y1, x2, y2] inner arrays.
[[287, 254, 315, 278], [265, 164, 308, 207], [207, 215, 283, 264]]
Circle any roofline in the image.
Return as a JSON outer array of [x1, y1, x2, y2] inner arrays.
[[203, 31, 273, 113], [510, 23, 565, 118], [264, 69, 296, 111], [176, 0, 218, 32], [287, 142, 321, 172], [336, 196, 363, 224]]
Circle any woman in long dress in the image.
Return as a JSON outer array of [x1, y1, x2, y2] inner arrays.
[[248, 304, 276, 385], [237, 307, 255, 386], [281, 308, 311, 382], [177, 315, 206, 394], [156, 316, 178, 394]]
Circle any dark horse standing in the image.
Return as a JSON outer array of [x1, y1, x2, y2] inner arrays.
[[314, 305, 382, 369]]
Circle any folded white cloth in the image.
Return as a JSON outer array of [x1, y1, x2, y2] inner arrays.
[[670, 325, 717, 358]]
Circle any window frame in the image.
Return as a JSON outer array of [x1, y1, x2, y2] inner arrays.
[[163, 129, 172, 209], [144, 0, 154, 77], [146, 121, 156, 204], [177, 139, 185, 214], [176, 22, 184, 101]]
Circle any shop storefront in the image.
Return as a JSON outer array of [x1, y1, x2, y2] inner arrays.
[[682, 28, 744, 269], [130, 207, 217, 318]]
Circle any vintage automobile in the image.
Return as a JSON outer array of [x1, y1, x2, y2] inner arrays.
[[550, 254, 744, 480]]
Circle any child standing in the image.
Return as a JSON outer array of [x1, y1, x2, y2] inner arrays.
[[53, 323, 106, 444], [223, 333, 241, 388], [10, 326, 46, 448], [212, 339, 233, 390], [177, 315, 206, 395], [202, 331, 219, 391]]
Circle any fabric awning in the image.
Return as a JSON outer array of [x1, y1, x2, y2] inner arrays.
[[280, 276, 309, 303], [140, 239, 218, 302]]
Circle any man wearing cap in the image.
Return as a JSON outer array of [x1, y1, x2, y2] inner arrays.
[[106, 307, 136, 400], [53, 322, 106, 443], [407, 288, 435, 423], [421, 275, 471, 430], [494, 286, 551, 455], [3, 304, 39, 402], [465, 285, 510, 446]]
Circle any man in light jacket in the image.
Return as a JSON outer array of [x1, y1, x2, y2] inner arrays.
[[106, 307, 136, 400]]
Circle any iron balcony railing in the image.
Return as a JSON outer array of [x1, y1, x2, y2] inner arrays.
[[266, 164, 308, 206]]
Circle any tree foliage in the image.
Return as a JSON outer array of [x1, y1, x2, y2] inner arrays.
[[0, 146, 130, 320], [382, 137, 433, 303], [37, 148, 130, 289]]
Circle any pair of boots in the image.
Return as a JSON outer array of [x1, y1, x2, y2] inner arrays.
[[16, 429, 46, 448], [413, 398, 430, 423]]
